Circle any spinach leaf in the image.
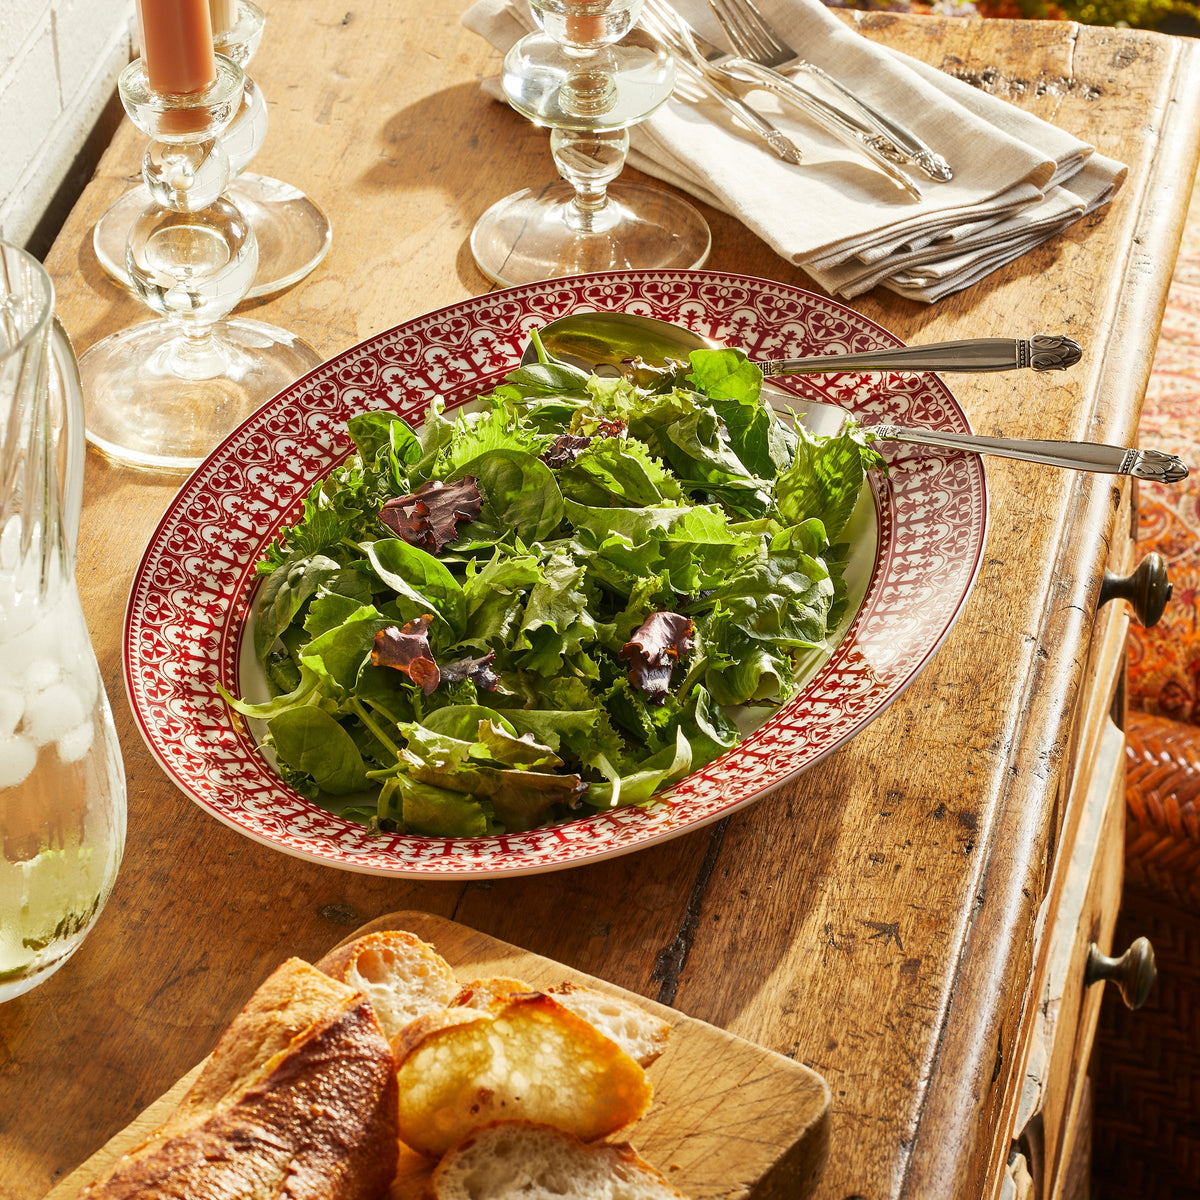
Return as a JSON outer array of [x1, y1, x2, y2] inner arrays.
[[268, 706, 371, 795], [365, 537, 466, 638], [348, 411, 421, 470], [454, 450, 564, 543], [254, 554, 341, 661], [298, 606, 391, 697]]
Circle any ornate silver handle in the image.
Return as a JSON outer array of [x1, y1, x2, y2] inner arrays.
[[762, 335, 1083, 376], [870, 425, 1189, 483], [721, 58, 923, 199], [786, 58, 953, 181]]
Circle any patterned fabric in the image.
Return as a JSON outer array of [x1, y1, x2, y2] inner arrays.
[[1127, 182, 1200, 723]]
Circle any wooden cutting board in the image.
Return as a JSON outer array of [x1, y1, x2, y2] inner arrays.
[[48, 911, 830, 1200]]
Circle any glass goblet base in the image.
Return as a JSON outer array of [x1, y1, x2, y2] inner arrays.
[[93, 174, 331, 301], [471, 180, 710, 287], [79, 316, 323, 471]]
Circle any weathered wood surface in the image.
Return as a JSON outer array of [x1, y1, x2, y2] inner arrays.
[[47, 912, 831, 1200], [3, 6, 1199, 1200]]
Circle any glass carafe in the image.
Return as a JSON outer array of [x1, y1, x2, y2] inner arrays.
[[0, 242, 126, 1002]]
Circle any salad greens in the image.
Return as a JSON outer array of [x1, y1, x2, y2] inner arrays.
[[222, 335, 882, 838]]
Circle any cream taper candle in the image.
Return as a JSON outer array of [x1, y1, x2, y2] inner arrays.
[[208, 0, 239, 35]]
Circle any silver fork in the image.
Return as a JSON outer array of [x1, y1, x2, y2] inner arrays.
[[643, 0, 923, 199], [707, 0, 954, 182]]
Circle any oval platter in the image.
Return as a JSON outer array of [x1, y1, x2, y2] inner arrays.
[[124, 270, 988, 878]]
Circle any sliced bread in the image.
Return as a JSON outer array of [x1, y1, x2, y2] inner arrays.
[[546, 981, 672, 1068], [319, 929, 461, 1041], [453, 977, 672, 1068], [430, 1121, 687, 1200], [452, 976, 539, 1012], [392, 992, 653, 1157]]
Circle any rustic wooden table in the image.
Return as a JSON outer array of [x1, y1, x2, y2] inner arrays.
[[5, 5, 1200, 1200]]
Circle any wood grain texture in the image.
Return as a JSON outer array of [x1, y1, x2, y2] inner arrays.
[[45, 912, 830, 1200], [1039, 726, 1126, 1200], [973, 475, 1132, 1198], [3, 7, 1199, 1200]]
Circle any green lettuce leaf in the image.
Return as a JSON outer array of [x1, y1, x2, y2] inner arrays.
[[228, 330, 882, 839]]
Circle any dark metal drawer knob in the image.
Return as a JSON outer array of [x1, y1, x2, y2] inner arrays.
[[1099, 552, 1171, 627], [1085, 936, 1157, 1009]]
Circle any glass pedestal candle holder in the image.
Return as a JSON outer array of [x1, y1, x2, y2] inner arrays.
[[92, 1, 331, 300], [471, 0, 710, 286], [79, 55, 323, 472]]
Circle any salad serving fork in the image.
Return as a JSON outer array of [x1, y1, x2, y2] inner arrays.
[[706, 0, 954, 182], [641, 0, 924, 199]]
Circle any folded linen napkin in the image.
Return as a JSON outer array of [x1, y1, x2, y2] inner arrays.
[[462, 0, 1125, 303]]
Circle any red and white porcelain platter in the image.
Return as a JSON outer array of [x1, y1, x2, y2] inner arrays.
[[124, 271, 988, 878]]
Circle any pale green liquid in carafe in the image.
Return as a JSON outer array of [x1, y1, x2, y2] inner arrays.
[[0, 561, 126, 1002]]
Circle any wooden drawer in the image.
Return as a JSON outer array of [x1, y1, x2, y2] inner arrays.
[[1021, 717, 1126, 1200], [1001, 476, 1167, 1200]]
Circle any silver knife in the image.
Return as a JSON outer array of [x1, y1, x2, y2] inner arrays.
[[644, 16, 803, 165], [704, 56, 924, 199]]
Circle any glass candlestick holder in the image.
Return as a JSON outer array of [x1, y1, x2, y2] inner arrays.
[[470, 0, 710, 286], [78, 55, 323, 472], [92, 1, 331, 300]]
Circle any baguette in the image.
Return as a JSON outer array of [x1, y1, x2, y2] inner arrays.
[[392, 991, 653, 1158], [320, 930, 461, 1041], [429, 1121, 687, 1200], [77, 959, 399, 1200], [165, 957, 357, 1134]]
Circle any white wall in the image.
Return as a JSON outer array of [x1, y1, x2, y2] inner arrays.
[[0, 0, 136, 256]]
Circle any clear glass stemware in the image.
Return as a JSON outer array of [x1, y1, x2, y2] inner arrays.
[[471, 0, 710, 285]]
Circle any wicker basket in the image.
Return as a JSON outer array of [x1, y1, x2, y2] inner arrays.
[[1091, 711, 1200, 1199], [1123, 712, 1200, 910]]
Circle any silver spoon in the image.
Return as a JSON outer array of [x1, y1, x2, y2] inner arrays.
[[522, 310, 1083, 376], [524, 312, 1188, 484]]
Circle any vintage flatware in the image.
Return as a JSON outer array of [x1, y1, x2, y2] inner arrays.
[[523, 311, 1189, 482], [642, 0, 923, 198], [706, 0, 953, 181], [865, 426, 1187, 482], [643, 11, 802, 164], [524, 310, 1083, 375]]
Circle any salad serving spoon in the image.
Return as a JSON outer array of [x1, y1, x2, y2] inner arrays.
[[524, 310, 1083, 376], [523, 312, 1188, 483]]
